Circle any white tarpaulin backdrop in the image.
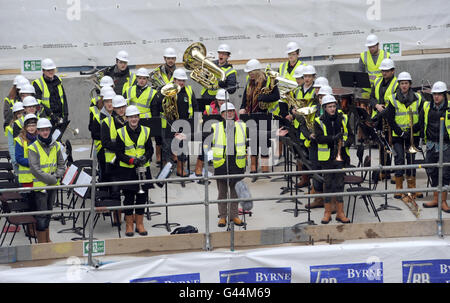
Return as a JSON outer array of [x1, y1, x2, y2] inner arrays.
[[1, 0, 449, 69], [0, 238, 449, 283]]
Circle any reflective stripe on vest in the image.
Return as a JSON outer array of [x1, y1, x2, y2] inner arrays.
[[423, 101, 450, 143], [201, 65, 237, 96], [374, 76, 398, 106], [89, 106, 102, 152], [316, 114, 350, 161], [117, 126, 150, 168], [14, 137, 33, 183], [28, 140, 60, 189], [279, 60, 305, 82], [121, 72, 136, 96], [389, 92, 421, 137], [34, 76, 65, 115], [212, 121, 246, 169], [127, 85, 155, 114], [103, 116, 118, 163], [361, 50, 389, 85], [293, 86, 315, 129]]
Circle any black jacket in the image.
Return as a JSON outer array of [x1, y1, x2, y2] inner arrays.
[[104, 65, 135, 95], [414, 97, 450, 144], [33, 75, 68, 123]]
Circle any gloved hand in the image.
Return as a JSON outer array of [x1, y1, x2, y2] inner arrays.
[[133, 158, 144, 167], [137, 156, 147, 165], [333, 132, 343, 141], [218, 80, 227, 89]]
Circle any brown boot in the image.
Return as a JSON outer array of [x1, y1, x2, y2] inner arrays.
[[321, 202, 332, 224], [296, 162, 310, 188], [394, 176, 404, 199], [125, 215, 134, 237], [250, 156, 258, 173], [155, 145, 162, 164], [218, 217, 227, 227], [45, 228, 52, 243], [331, 199, 337, 215], [260, 156, 270, 173], [306, 189, 324, 209], [423, 192, 438, 208], [408, 176, 423, 198], [442, 192, 450, 213], [36, 230, 47, 243], [335, 201, 351, 223], [195, 158, 203, 176], [232, 217, 245, 226], [135, 214, 148, 236]]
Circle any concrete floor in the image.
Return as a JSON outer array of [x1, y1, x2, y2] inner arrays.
[[1, 141, 447, 247]]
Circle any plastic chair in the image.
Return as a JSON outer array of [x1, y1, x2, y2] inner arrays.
[[345, 173, 381, 223], [0, 197, 37, 246]]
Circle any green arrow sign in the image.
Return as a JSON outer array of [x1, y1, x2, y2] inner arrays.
[[83, 240, 105, 256], [22, 59, 42, 73]]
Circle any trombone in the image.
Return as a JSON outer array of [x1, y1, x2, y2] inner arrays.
[[406, 108, 420, 154]]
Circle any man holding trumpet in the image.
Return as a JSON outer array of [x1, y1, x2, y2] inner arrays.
[[115, 105, 153, 237]]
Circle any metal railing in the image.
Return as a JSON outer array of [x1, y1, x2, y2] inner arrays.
[[0, 119, 448, 266]]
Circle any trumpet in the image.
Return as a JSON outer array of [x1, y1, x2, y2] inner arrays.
[[137, 166, 146, 194], [407, 108, 420, 154]]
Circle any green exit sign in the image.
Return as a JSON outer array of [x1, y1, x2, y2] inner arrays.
[[22, 59, 41, 73], [83, 240, 105, 256], [383, 42, 401, 55]]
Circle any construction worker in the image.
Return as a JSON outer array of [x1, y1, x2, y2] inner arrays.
[[89, 88, 116, 182], [359, 34, 391, 99], [150, 47, 178, 164], [200, 44, 237, 101], [115, 105, 153, 237], [13, 96, 43, 137], [15, 113, 38, 187], [239, 59, 280, 175], [104, 50, 136, 95], [416, 81, 450, 212], [314, 95, 353, 224], [90, 75, 114, 107], [158, 68, 198, 177], [212, 102, 247, 227], [124, 67, 157, 118], [28, 118, 66, 243], [370, 58, 398, 181], [5, 102, 24, 174], [3, 75, 29, 129], [385, 71, 424, 200], [279, 42, 306, 81], [32, 58, 68, 126]]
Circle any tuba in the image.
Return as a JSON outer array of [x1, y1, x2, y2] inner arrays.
[[295, 106, 317, 132], [183, 42, 226, 90], [161, 82, 181, 121], [259, 65, 298, 110]]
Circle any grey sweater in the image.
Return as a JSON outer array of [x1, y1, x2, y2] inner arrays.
[[28, 138, 66, 185]]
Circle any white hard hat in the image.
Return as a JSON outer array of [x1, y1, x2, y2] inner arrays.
[[102, 89, 116, 101], [23, 96, 39, 107], [318, 85, 333, 95], [220, 102, 235, 113], [100, 86, 115, 97], [112, 95, 127, 108], [244, 59, 262, 73], [173, 68, 188, 80], [99, 76, 114, 87], [116, 50, 129, 62], [12, 102, 24, 113], [163, 47, 177, 58], [135, 67, 149, 77], [125, 105, 140, 117], [365, 34, 379, 47], [431, 81, 448, 94], [285, 41, 300, 54], [19, 84, 36, 94], [293, 65, 304, 78], [397, 71, 412, 82], [37, 118, 52, 129], [379, 58, 395, 70], [42, 58, 56, 70], [13, 75, 27, 86], [313, 77, 329, 88], [216, 89, 228, 100], [16, 78, 30, 90], [321, 94, 338, 106], [303, 65, 316, 75], [217, 44, 231, 53], [24, 113, 38, 124]]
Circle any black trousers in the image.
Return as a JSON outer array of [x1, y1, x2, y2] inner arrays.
[[425, 145, 450, 187], [393, 136, 419, 178], [123, 189, 147, 216], [320, 160, 345, 203], [34, 190, 56, 231], [308, 144, 322, 190]]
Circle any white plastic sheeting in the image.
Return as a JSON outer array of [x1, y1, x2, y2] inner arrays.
[[1, 0, 449, 69]]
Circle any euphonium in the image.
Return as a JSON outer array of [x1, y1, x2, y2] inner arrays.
[[295, 106, 317, 132], [183, 42, 225, 90], [407, 108, 420, 154], [161, 82, 181, 121], [149, 67, 166, 90]]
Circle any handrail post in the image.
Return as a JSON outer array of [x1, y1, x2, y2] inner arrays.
[[203, 144, 211, 251], [88, 147, 98, 267], [437, 118, 444, 238]]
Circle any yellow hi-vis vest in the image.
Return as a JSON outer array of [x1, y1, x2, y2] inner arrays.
[[28, 140, 61, 189], [423, 101, 450, 143], [360, 50, 390, 98], [315, 114, 350, 162], [121, 72, 137, 96], [33, 75, 65, 116], [371, 76, 398, 119], [387, 92, 422, 137], [89, 106, 102, 153], [212, 121, 247, 169], [278, 59, 305, 82], [161, 85, 194, 128], [245, 76, 280, 116], [14, 137, 33, 183], [126, 85, 156, 115], [102, 116, 119, 163], [200, 65, 237, 97], [293, 85, 315, 129], [117, 125, 151, 168]]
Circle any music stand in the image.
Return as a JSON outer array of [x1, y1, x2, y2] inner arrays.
[[240, 113, 273, 182], [152, 161, 180, 232], [139, 117, 162, 220]]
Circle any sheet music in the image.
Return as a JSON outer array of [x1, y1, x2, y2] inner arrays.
[[60, 143, 68, 161], [62, 164, 78, 185], [74, 170, 92, 197], [52, 129, 61, 142]]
